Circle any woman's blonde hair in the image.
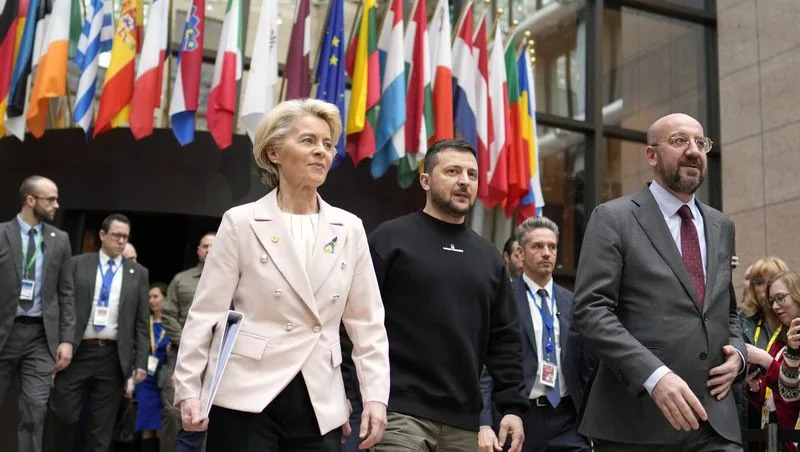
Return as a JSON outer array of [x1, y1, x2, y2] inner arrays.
[[252, 98, 343, 188], [746, 257, 790, 319]]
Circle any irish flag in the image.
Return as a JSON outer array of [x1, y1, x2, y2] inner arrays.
[[428, 0, 452, 143], [27, 0, 71, 138], [129, 0, 169, 139], [207, 0, 242, 150]]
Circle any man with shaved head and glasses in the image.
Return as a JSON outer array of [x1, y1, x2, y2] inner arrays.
[[573, 114, 746, 451], [0, 175, 74, 452]]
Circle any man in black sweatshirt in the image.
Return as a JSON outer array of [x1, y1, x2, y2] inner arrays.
[[369, 140, 528, 452]]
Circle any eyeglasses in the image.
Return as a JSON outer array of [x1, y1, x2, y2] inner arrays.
[[108, 232, 129, 242], [751, 277, 767, 287], [650, 133, 713, 154], [769, 293, 792, 306], [32, 195, 59, 204]]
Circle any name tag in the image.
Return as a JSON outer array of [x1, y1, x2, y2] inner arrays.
[[540, 362, 558, 388], [147, 355, 159, 376], [20, 279, 35, 300], [93, 306, 109, 326]]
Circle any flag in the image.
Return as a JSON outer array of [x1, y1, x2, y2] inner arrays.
[[313, 0, 345, 166], [240, 0, 277, 140], [473, 11, 493, 205], [503, 40, 529, 216], [284, 0, 309, 100], [206, 0, 242, 150], [428, 0, 451, 143], [73, 0, 112, 136], [27, 0, 70, 138], [517, 51, 544, 220], [399, 0, 432, 188], [486, 25, 509, 208], [93, 0, 143, 137], [129, 0, 169, 139], [67, 0, 80, 56], [370, 0, 404, 179], [5, 0, 42, 141], [0, 0, 21, 136], [169, 0, 204, 145], [344, 0, 378, 165], [452, 4, 476, 148]]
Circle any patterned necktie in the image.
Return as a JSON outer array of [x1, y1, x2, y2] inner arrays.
[[678, 205, 705, 308], [20, 228, 37, 311], [537, 288, 561, 408]]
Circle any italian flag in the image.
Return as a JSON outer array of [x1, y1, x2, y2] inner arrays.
[[207, 0, 242, 150]]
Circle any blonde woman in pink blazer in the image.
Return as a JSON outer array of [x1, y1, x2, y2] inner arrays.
[[173, 99, 390, 451]]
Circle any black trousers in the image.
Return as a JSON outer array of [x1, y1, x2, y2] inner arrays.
[[593, 422, 742, 452], [206, 373, 340, 452], [518, 396, 590, 452]]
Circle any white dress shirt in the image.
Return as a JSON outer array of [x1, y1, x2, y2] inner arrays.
[[522, 274, 568, 398], [83, 250, 124, 340]]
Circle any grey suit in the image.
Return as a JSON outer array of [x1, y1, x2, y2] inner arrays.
[[45, 252, 149, 452], [0, 218, 73, 452], [573, 186, 745, 446]]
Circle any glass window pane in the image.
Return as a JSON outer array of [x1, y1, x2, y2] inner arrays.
[[537, 127, 586, 272], [603, 6, 708, 131]]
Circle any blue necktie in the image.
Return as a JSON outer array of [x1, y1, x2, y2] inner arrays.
[[537, 288, 561, 408], [94, 259, 115, 331]]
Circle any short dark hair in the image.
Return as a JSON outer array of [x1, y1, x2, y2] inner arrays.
[[423, 139, 477, 174], [149, 282, 168, 297], [101, 213, 131, 232], [503, 236, 518, 256], [19, 175, 49, 205]]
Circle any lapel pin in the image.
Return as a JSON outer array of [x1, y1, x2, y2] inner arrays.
[[50, 232, 55, 237], [129, 268, 135, 274], [323, 237, 338, 254], [442, 243, 464, 253], [271, 236, 279, 243]]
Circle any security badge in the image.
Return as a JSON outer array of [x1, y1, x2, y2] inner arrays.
[[147, 355, 159, 376], [93, 306, 109, 326], [539, 362, 558, 388], [20, 279, 35, 300]]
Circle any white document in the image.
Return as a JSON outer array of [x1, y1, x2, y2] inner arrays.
[[199, 310, 244, 418]]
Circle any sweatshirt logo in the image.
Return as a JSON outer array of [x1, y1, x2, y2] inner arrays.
[[442, 243, 463, 253]]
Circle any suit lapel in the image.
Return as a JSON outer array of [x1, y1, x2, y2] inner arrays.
[[5, 219, 23, 282], [631, 187, 700, 309], [554, 285, 570, 364], [250, 191, 318, 319], [40, 224, 57, 284], [515, 278, 538, 356], [698, 203, 721, 314], [307, 198, 348, 296], [82, 253, 100, 319], [118, 258, 134, 312]]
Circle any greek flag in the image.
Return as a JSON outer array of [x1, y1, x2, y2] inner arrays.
[[73, 0, 112, 136]]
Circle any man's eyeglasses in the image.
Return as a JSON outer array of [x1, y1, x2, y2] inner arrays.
[[32, 195, 59, 204], [769, 293, 791, 306], [108, 232, 129, 242], [650, 133, 713, 154]]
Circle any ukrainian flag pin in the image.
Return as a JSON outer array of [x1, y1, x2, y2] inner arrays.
[[323, 237, 338, 254]]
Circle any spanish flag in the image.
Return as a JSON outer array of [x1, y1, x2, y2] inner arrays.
[[344, 0, 378, 165], [94, 0, 142, 137], [27, 0, 72, 138]]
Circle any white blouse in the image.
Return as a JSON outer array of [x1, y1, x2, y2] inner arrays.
[[282, 213, 319, 273]]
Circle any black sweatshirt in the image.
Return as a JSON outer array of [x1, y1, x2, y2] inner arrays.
[[368, 211, 528, 430]]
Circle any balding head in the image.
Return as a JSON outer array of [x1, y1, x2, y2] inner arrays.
[[646, 113, 703, 145], [123, 243, 138, 262], [19, 176, 59, 222]]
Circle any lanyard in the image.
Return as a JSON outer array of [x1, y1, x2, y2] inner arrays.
[[754, 320, 782, 352], [526, 286, 557, 331], [22, 233, 43, 276], [149, 316, 166, 354]]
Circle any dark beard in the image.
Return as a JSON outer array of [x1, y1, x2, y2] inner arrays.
[[431, 186, 473, 217], [656, 154, 706, 195], [33, 204, 54, 222]]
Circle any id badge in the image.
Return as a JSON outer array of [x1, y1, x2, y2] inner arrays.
[[539, 362, 558, 388], [147, 355, 159, 376], [93, 306, 109, 326], [20, 279, 35, 300]]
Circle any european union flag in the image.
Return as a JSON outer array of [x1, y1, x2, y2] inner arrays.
[[314, 0, 346, 168]]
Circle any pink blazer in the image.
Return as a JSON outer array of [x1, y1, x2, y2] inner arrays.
[[173, 189, 390, 434]]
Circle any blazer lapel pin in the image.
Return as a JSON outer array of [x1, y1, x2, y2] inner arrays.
[[324, 237, 338, 254]]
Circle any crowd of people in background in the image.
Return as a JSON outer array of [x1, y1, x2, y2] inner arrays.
[[3, 103, 798, 452]]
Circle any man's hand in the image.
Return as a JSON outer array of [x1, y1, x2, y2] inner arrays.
[[358, 401, 387, 449], [53, 342, 73, 372], [133, 368, 147, 384], [497, 414, 524, 452], [478, 426, 500, 452], [179, 397, 209, 432], [708, 345, 742, 400], [651, 372, 707, 431]]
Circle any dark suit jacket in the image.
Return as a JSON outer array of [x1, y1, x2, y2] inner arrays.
[[480, 279, 596, 427], [573, 185, 745, 444], [65, 252, 149, 378], [0, 218, 74, 359]]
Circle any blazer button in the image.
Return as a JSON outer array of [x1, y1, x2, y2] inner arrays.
[[274, 289, 282, 297], [332, 294, 340, 302], [260, 254, 268, 263], [285, 322, 294, 331], [341, 262, 346, 269], [313, 325, 321, 333], [699, 352, 707, 360]]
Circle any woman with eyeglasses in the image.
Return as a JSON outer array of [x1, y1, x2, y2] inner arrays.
[[747, 271, 800, 452]]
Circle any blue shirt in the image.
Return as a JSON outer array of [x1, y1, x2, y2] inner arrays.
[[16, 215, 44, 317]]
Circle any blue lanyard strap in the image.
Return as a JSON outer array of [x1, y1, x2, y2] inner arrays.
[[526, 286, 556, 331]]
